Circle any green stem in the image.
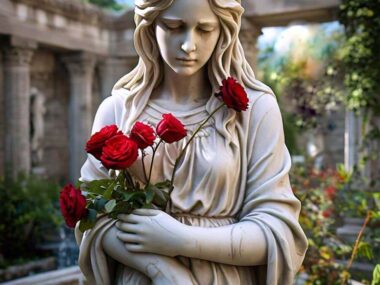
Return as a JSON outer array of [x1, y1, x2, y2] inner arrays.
[[124, 169, 134, 190], [147, 139, 163, 185], [141, 150, 148, 183], [169, 103, 225, 191]]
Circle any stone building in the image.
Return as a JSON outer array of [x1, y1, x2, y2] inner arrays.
[[0, 0, 341, 183]]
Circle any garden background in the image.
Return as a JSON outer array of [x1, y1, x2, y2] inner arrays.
[[0, 0, 379, 284]]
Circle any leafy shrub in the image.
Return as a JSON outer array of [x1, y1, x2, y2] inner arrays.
[[0, 175, 62, 268], [292, 162, 380, 284]]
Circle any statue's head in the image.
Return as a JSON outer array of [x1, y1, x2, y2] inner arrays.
[[133, 0, 243, 79], [132, 0, 244, 83], [114, 0, 272, 137]]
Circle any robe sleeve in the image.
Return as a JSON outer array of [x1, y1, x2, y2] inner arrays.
[[239, 94, 308, 285]]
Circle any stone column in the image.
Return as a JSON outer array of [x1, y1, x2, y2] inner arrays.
[[2, 39, 36, 178], [0, 50, 3, 177], [62, 52, 96, 182], [344, 109, 362, 171], [239, 18, 262, 75], [98, 57, 137, 99]]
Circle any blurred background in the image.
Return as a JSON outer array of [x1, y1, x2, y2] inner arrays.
[[0, 0, 379, 284]]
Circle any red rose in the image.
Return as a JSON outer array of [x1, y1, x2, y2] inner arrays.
[[130, 122, 156, 149], [59, 184, 87, 228], [156, 113, 187, 143], [322, 208, 333, 218], [85, 125, 121, 160], [324, 185, 337, 200], [100, 134, 138, 169], [215, 77, 249, 111]]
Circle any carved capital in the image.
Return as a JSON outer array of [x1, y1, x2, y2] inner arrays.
[[2, 46, 34, 67], [62, 52, 96, 77]]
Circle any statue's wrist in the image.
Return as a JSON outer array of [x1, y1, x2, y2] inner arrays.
[[176, 224, 196, 257]]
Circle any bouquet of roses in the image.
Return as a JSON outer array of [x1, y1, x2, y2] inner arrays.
[[59, 77, 249, 232]]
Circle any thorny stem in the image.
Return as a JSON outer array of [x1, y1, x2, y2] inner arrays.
[[147, 139, 163, 186], [168, 103, 225, 197], [141, 150, 148, 183], [340, 210, 372, 285]]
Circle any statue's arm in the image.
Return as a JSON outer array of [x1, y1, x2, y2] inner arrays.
[[117, 94, 307, 270], [81, 96, 198, 284], [102, 224, 197, 284]]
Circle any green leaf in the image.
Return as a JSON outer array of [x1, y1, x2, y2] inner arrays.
[[122, 191, 146, 202], [87, 208, 98, 222], [154, 180, 172, 189], [79, 208, 97, 232], [372, 264, 380, 285], [145, 187, 155, 204], [108, 201, 133, 219], [357, 241, 373, 260], [75, 180, 84, 189], [105, 199, 116, 213], [93, 197, 108, 211], [373, 193, 380, 210], [103, 180, 116, 200], [150, 186, 169, 207], [86, 179, 114, 195]]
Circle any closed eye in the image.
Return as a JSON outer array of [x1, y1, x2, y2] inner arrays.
[[197, 23, 217, 33], [197, 27, 215, 33], [164, 23, 183, 31]]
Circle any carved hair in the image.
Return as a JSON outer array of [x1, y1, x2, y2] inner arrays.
[[113, 0, 273, 145]]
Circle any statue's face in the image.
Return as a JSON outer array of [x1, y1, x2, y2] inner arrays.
[[155, 0, 221, 76]]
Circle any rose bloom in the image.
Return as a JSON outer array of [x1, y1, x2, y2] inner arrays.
[[130, 122, 156, 149], [59, 184, 87, 228], [322, 208, 333, 218], [100, 134, 138, 169], [215, 77, 249, 112], [85, 125, 121, 160], [324, 185, 337, 200], [156, 113, 187, 143]]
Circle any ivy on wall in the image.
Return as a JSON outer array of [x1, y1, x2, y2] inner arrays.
[[339, 0, 380, 112]]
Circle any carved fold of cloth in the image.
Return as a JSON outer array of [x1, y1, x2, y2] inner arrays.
[[75, 89, 308, 285]]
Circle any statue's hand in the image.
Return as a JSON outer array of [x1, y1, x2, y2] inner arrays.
[[116, 209, 189, 257]]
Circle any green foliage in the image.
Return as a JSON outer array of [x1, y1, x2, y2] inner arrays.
[[292, 162, 380, 284], [339, 0, 380, 113], [79, 171, 170, 230], [0, 175, 62, 268], [373, 264, 380, 285]]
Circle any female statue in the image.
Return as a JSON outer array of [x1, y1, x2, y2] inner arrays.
[[75, 0, 308, 284]]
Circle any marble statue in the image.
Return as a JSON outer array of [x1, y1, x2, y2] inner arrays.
[[75, 0, 308, 284], [30, 87, 46, 167]]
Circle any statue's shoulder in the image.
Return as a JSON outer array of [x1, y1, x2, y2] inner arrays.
[[245, 87, 278, 114]]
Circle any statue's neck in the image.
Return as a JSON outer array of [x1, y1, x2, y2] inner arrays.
[[151, 65, 212, 107]]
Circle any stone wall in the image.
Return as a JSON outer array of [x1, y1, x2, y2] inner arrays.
[[0, 51, 4, 177], [30, 50, 70, 182]]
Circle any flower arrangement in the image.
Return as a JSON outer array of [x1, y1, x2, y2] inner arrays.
[[59, 77, 249, 232]]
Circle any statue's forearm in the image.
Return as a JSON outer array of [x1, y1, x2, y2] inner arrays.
[[102, 225, 197, 285], [179, 221, 267, 266]]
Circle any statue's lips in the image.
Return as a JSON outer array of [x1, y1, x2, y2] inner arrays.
[[176, 58, 197, 64]]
